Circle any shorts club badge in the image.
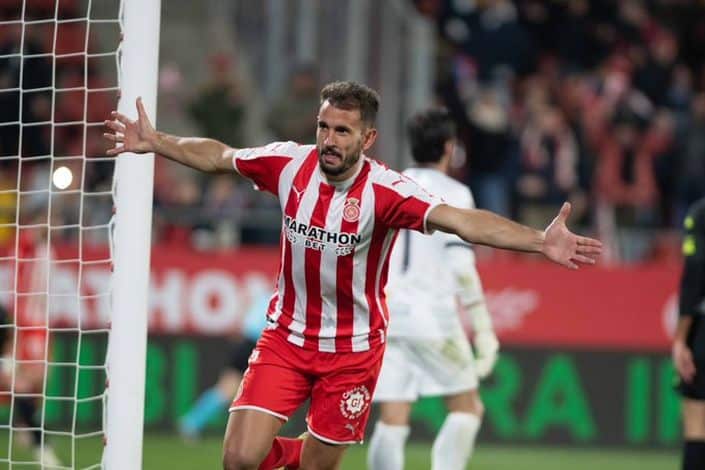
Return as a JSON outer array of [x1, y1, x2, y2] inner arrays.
[[339, 385, 370, 420]]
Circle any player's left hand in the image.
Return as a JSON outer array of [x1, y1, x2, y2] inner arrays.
[[474, 331, 499, 379], [673, 339, 696, 383], [542, 202, 602, 269]]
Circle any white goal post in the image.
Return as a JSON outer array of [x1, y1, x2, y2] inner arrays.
[[105, 0, 160, 469], [0, 0, 160, 467]]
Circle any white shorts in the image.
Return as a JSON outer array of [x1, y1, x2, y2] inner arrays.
[[374, 333, 478, 402]]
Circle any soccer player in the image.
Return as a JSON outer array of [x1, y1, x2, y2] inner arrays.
[[0, 304, 60, 467], [0, 222, 62, 466], [104, 81, 601, 470], [367, 108, 498, 470], [673, 196, 705, 470], [179, 291, 268, 440]]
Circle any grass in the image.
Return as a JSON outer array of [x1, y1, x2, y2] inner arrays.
[[0, 433, 679, 469]]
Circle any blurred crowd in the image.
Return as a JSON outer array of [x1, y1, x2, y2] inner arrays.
[[0, 0, 115, 247], [151, 56, 320, 249], [155, 0, 705, 263], [423, 0, 705, 261], [2, 0, 704, 264]]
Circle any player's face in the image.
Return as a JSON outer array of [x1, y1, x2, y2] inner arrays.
[[316, 100, 377, 181]]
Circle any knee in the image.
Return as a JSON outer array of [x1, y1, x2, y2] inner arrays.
[[684, 420, 705, 440], [471, 398, 485, 420], [456, 393, 484, 419], [222, 444, 265, 470], [682, 402, 705, 440]]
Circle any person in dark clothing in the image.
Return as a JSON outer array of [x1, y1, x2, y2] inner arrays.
[[673, 197, 705, 470]]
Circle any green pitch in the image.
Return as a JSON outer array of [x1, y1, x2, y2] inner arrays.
[[0, 433, 678, 469], [141, 435, 678, 469]]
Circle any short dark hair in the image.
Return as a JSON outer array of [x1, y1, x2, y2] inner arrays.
[[320, 81, 380, 126], [407, 108, 456, 164]]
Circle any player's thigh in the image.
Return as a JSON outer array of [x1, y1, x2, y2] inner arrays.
[[373, 339, 419, 403], [308, 345, 385, 444], [223, 409, 284, 466], [230, 331, 313, 419], [300, 435, 348, 470], [444, 388, 484, 417], [682, 398, 705, 439], [378, 401, 413, 426]]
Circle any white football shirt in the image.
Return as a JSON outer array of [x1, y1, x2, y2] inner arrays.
[[385, 167, 481, 339]]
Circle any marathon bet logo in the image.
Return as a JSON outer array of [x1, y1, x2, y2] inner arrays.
[[284, 216, 361, 256]]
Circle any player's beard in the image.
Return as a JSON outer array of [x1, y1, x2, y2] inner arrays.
[[318, 143, 362, 178]]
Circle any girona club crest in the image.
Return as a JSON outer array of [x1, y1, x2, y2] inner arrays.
[[343, 198, 361, 223], [339, 385, 371, 419]]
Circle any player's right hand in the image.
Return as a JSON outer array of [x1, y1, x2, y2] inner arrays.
[[673, 339, 696, 383], [543, 202, 602, 269], [474, 331, 499, 379], [104, 97, 156, 155]]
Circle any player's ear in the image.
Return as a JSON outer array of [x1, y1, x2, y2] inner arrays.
[[444, 139, 456, 158], [361, 127, 377, 151]]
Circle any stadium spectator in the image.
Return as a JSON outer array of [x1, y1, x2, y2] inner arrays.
[[676, 94, 705, 221], [0, 21, 52, 159], [634, 30, 679, 109], [104, 80, 601, 470], [672, 197, 705, 470], [517, 104, 582, 228], [367, 108, 498, 470], [188, 52, 248, 148], [464, 86, 516, 218], [199, 175, 249, 248], [594, 111, 660, 227], [266, 63, 320, 144]]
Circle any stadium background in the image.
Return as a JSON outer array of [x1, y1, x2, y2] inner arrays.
[[3, 0, 705, 467]]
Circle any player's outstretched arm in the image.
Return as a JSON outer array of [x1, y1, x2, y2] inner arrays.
[[103, 97, 236, 173], [427, 202, 602, 269]]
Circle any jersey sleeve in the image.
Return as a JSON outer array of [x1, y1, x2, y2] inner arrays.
[[232, 141, 305, 195], [679, 200, 705, 317], [445, 185, 481, 305], [373, 171, 443, 233]]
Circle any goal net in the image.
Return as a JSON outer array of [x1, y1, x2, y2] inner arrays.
[[0, 0, 158, 468]]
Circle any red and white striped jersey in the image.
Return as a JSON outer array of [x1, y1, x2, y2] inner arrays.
[[233, 141, 442, 352], [15, 232, 51, 362]]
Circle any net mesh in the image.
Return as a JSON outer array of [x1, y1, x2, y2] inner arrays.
[[0, 1, 122, 467]]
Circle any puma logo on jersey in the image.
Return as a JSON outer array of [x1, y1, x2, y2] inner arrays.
[[291, 186, 304, 202]]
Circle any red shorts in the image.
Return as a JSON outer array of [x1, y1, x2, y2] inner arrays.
[[229, 329, 385, 444]]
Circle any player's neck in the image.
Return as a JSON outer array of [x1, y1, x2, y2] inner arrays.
[[322, 156, 364, 185], [417, 157, 449, 175]]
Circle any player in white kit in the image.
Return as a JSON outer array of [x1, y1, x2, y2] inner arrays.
[[368, 108, 498, 470]]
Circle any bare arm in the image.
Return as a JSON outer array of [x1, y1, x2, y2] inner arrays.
[[430, 205, 545, 252], [104, 97, 236, 173], [673, 316, 696, 382], [427, 202, 602, 269], [674, 316, 694, 344]]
